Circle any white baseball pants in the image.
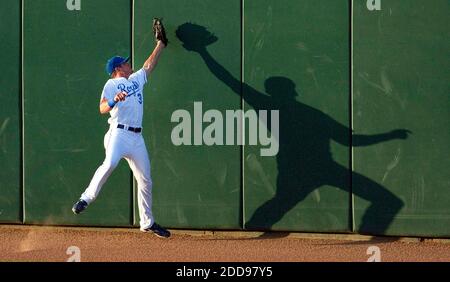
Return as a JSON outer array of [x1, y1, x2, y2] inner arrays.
[[80, 126, 154, 230]]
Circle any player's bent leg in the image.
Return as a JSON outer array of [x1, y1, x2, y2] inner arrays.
[[73, 157, 120, 214], [73, 153, 122, 215], [81, 156, 121, 202], [73, 129, 125, 215]]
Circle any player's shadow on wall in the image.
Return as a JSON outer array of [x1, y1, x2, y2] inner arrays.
[[176, 23, 411, 235]]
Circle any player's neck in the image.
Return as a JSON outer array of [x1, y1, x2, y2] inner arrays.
[[113, 73, 130, 80]]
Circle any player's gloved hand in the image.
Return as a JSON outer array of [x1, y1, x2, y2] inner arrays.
[[153, 18, 168, 47]]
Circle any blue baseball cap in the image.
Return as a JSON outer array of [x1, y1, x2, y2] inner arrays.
[[106, 56, 130, 76]]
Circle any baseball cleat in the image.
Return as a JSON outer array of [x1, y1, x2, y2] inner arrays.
[[72, 199, 88, 214], [141, 223, 171, 238]]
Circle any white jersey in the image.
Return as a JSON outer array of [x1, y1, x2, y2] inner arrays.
[[101, 68, 148, 128]]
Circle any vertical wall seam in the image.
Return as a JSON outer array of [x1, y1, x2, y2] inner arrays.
[[350, 0, 355, 233], [21, 0, 25, 224], [131, 0, 136, 227], [240, 0, 245, 230]]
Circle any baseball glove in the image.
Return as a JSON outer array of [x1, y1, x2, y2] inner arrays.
[[153, 18, 168, 46]]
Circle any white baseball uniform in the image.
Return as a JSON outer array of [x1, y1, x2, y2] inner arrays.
[[79, 68, 154, 230]]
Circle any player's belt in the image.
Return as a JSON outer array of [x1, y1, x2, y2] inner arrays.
[[117, 124, 142, 133]]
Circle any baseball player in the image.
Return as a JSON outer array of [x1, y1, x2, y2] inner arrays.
[[72, 19, 170, 238]]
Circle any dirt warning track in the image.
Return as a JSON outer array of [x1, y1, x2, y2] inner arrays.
[[0, 225, 448, 262]]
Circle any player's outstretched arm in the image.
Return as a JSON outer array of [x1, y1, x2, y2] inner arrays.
[[143, 40, 165, 76], [176, 23, 270, 111]]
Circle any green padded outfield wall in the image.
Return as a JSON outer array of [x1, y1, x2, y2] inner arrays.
[[23, 0, 133, 226], [133, 0, 241, 229], [353, 0, 450, 236], [0, 0, 21, 222], [243, 0, 351, 232]]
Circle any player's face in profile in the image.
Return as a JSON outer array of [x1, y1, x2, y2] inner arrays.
[[119, 62, 134, 76]]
